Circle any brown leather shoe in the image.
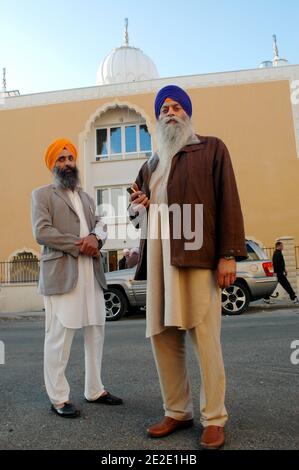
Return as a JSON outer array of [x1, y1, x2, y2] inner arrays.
[[147, 416, 194, 438], [200, 425, 225, 449]]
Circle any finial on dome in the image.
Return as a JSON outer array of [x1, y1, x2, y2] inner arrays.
[[272, 34, 279, 61], [259, 34, 288, 69], [123, 18, 129, 47]]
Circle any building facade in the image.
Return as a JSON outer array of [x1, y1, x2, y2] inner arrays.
[[1, 34, 299, 273]]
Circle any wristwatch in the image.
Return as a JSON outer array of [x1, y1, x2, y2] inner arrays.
[[90, 231, 101, 242], [223, 255, 235, 260]]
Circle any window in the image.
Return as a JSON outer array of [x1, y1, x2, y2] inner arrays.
[[96, 124, 152, 161], [96, 186, 130, 221], [101, 249, 128, 272], [97, 187, 109, 207], [125, 125, 137, 153], [108, 250, 118, 272], [140, 124, 151, 152], [110, 127, 122, 155], [96, 129, 108, 156]]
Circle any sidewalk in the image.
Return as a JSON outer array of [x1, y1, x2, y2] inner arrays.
[[0, 298, 298, 320], [248, 298, 299, 313]]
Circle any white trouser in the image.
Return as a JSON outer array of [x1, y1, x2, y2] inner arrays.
[[150, 307, 228, 427], [44, 313, 105, 405]]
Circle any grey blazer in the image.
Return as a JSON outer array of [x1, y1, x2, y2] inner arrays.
[[31, 184, 107, 295]]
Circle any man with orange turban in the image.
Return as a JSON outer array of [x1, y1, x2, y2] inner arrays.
[[31, 138, 122, 418]]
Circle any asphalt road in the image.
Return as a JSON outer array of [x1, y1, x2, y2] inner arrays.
[[0, 308, 299, 450]]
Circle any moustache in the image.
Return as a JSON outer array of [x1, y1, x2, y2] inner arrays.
[[161, 115, 185, 125], [58, 166, 77, 176]]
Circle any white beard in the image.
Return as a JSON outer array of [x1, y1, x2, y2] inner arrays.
[[156, 116, 194, 170]]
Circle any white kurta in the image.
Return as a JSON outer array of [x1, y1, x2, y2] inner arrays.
[[146, 138, 220, 338], [44, 189, 106, 329]]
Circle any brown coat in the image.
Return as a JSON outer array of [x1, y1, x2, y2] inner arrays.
[[130, 135, 247, 280]]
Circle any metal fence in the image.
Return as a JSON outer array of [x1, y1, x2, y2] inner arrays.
[[264, 247, 275, 260], [1, 246, 299, 284], [0, 260, 40, 284]]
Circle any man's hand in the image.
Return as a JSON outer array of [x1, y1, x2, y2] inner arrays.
[[75, 235, 99, 258], [130, 182, 150, 210], [216, 258, 237, 289]]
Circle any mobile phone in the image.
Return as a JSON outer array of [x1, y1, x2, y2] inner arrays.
[[126, 186, 136, 195]]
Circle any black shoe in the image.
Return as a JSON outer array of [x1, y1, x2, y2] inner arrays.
[[51, 403, 80, 418], [86, 391, 123, 405]]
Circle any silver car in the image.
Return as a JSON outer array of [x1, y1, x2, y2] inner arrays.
[[104, 240, 277, 320]]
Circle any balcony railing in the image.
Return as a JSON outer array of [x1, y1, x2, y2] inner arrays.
[[0, 260, 39, 284]]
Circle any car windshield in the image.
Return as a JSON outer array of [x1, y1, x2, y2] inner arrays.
[[246, 244, 260, 260], [246, 241, 268, 261]]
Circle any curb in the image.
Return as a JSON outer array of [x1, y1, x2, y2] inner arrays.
[[0, 311, 45, 321]]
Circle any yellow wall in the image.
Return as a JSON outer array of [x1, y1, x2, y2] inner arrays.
[[0, 80, 298, 260]]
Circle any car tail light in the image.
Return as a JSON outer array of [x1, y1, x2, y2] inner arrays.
[[262, 261, 274, 277]]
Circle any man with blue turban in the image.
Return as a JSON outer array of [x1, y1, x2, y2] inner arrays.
[[129, 85, 247, 449], [154, 84, 193, 120]]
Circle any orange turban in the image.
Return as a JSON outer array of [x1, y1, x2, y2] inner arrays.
[[44, 138, 78, 171]]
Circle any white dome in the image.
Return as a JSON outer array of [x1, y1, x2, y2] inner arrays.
[[259, 61, 273, 68], [96, 45, 159, 85], [273, 58, 289, 67]]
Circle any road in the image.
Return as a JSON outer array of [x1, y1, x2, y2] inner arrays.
[[0, 308, 298, 450]]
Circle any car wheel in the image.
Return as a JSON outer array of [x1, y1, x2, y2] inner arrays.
[[104, 287, 128, 321], [221, 281, 250, 315]]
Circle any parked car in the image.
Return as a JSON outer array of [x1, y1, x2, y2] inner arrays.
[[104, 240, 277, 320]]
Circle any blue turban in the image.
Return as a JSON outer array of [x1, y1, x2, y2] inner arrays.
[[154, 85, 192, 119]]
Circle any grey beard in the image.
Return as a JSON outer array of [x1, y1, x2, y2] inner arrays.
[[156, 116, 194, 168], [53, 166, 80, 191]]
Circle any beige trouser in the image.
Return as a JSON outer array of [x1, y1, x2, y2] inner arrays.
[[151, 307, 228, 428], [44, 313, 105, 405]]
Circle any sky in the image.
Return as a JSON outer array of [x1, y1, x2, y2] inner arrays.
[[0, 0, 298, 95]]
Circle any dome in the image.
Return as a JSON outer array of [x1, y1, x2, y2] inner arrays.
[[97, 45, 159, 85], [96, 19, 159, 85], [259, 61, 273, 68], [273, 58, 289, 67]]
